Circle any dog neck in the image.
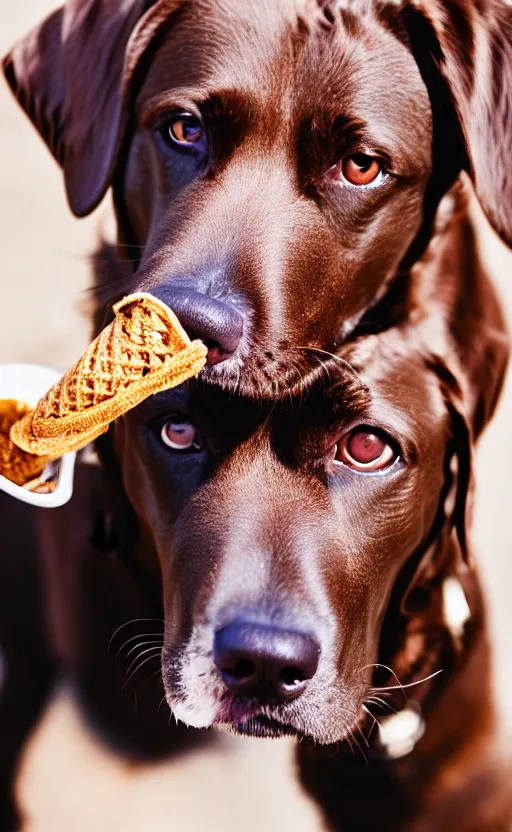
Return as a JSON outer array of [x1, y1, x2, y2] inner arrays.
[[298, 567, 511, 832]]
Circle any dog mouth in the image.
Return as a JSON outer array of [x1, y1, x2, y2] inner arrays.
[[214, 696, 301, 738], [229, 715, 299, 738], [166, 670, 367, 744], [199, 347, 327, 400], [163, 632, 366, 743]]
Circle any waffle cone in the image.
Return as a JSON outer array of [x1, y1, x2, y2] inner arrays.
[[5, 293, 207, 474], [0, 400, 51, 486]]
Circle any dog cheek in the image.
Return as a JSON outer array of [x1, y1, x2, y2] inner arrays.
[[123, 133, 155, 246], [169, 698, 219, 729], [163, 627, 224, 729], [293, 675, 366, 745]]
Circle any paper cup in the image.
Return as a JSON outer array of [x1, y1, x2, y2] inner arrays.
[[0, 364, 76, 508]]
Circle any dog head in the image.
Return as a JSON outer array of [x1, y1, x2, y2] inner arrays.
[[108, 194, 508, 742], [4, 0, 512, 397]]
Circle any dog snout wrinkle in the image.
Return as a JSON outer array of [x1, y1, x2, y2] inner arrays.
[[152, 285, 244, 363], [213, 619, 320, 703]]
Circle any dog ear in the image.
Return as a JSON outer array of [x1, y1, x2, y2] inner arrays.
[[2, 0, 181, 218], [431, 198, 509, 556], [417, 188, 510, 440], [402, 192, 509, 600], [428, 358, 474, 565], [398, 363, 472, 624], [402, 0, 512, 248]]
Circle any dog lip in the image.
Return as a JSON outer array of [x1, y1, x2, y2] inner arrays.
[[231, 714, 299, 739], [214, 694, 296, 734], [214, 697, 300, 738], [206, 344, 234, 365]]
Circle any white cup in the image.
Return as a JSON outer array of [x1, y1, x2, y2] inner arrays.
[[0, 364, 76, 507]]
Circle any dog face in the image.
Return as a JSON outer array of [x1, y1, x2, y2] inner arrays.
[[121, 0, 434, 396], [4, 0, 512, 397], [114, 317, 455, 742], [111, 194, 508, 744], [3, 0, 510, 747]]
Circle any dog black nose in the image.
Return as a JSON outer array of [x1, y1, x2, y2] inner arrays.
[[152, 285, 243, 364], [213, 620, 320, 702]]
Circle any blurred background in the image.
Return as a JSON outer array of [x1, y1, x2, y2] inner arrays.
[[1, 2, 511, 830]]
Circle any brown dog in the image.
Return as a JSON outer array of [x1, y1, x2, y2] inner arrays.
[[0, 187, 506, 832], [3, 0, 512, 396], [1, 0, 512, 830]]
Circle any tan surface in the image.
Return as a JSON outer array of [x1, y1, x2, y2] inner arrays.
[[1, 3, 511, 831]]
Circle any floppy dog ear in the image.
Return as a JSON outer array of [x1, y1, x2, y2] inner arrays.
[[433, 199, 509, 557], [428, 358, 474, 565], [403, 0, 512, 247], [419, 188, 510, 439], [404, 193, 509, 590], [397, 361, 472, 627], [2, 0, 181, 218]]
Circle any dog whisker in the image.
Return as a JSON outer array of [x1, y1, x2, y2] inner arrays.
[[294, 346, 365, 382], [362, 703, 380, 725], [365, 695, 397, 713], [348, 725, 369, 766], [371, 668, 443, 694], [356, 723, 370, 749], [114, 632, 164, 658], [125, 646, 163, 680], [125, 639, 164, 659], [359, 662, 408, 695], [307, 353, 332, 386], [140, 667, 164, 693], [123, 650, 163, 690], [345, 729, 355, 757], [108, 618, 164, 652], [367, 689, 393, 700]]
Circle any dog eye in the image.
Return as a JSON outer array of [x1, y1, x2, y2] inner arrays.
[[340, 153, 384, 186], [161, 113, 205, 149], [334, 428, 396, 472], [161, 419, 202, 451]]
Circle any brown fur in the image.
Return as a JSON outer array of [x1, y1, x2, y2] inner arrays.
[[1, 1, 511, 829]]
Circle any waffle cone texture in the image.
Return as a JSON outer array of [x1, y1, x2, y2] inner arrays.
[[0, 400, 52, 486], [0, 293, 208, 486]]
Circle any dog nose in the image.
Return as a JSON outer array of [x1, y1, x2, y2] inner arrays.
[[152, 285, 243, 364], [213, 620, 320, 702]]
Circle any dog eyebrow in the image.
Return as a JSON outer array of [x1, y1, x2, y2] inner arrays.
[[132, 385, 191, 421], [329, 372, 372, 416], [289, 349, 371, 410], [138, 86, 258, 128], [138, 89, 211, 126]]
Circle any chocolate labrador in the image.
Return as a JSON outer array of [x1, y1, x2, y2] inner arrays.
[[3, 0, 512, 395], [1, 0, 511, 829], [0, 190, 509, 830]]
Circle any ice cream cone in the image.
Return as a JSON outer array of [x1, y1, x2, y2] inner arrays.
[[0, 293, 207, 486]]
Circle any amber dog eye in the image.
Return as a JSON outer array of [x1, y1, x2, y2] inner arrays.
[[161, 419, 201, 451], [163, 113, 205, 149], [334, 428, 397, 472], [341, 153, 383, 186]]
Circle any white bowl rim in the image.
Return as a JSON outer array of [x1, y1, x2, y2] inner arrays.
[[0, 363, 77, 508]]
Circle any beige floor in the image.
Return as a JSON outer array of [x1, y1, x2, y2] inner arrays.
[[1, 3, 511, 831]]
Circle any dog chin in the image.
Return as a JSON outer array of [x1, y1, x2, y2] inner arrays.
[[169, 697, 219, 729], [170, 702, 301, 739], [168, 693, 356, 743], [220, 715, 300, 739]]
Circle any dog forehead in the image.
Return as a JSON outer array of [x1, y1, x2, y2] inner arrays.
[[350, 337, 449, 448], [138, 0, 427, 126]]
